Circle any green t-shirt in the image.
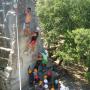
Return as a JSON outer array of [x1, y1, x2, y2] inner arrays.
[[42, 53, 48, 64]]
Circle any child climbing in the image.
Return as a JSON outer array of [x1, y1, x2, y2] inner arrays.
[[24, 32, 38, 54], [27, 32, 38, 52], [41, 47, 48, 65], [23, 7, 32, 36]]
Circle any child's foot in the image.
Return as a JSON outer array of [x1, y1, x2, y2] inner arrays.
[[24, 52, 27, 55], [24, 51, 28, 55]]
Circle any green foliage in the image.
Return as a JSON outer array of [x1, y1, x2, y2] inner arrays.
[[56, 29, 90, 82], [85, 72, 90, 83], [36, 0, 90, 33], [36, 0, 90, 64], [36, 0, 90, 47], [59, 29, 90, 63], [36, 0, 90, 82]]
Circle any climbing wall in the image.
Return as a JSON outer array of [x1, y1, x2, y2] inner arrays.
[[0, 0, 41, 90], [11, 0, 41, 90]]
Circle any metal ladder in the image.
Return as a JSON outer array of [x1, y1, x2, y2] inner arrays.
[[0, 1, 18, 90], [0, 0, 14, 67]]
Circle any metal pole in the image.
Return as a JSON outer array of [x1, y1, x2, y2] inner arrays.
[[15, 0, 22, 90]]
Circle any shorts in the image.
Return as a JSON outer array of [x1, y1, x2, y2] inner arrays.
[[23, 22, 30, 31]]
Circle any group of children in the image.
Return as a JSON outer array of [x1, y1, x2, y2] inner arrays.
[[28, 52, 63, 90], [24, 7, 69, 90], [24, 7, 60, 90]]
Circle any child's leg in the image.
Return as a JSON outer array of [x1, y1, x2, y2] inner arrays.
[[27, 28, 31, 35], [24, 41, 30, 54], [32, 46, 35, 52], [24, 46, 28, 54], [24, 23, 31, 36]]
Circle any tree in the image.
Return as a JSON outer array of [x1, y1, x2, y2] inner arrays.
[[36, 0, 90, 47], [36, 0, 90, 82], [36, 0, 90, 32]]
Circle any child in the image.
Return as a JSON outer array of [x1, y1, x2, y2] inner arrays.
[[44, 75, 48, 80], [36, 52, 42, 67], [43, 75, 48, 88], [36, 80, 44, 90], [42, 64, 47, 73], [34, 75, 40, 90], [34, 60, 41, 70], [33, 68, 38, 76], [54, 79, 58, 89], [28, 69, 34, 85], [27, 32, 38, 52], [23, 8, 32, 36], [43, 84, 49, 90], [38, 64, 43, 79], [47, 70, 52, 83], [42, 48, 48, 57], [37, 52, 42, 64], [34, 75, 40, 84], [41, 52, 48, 65]]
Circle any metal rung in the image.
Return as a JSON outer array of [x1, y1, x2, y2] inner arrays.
[[0, 36, 10, 40], [6, 11, 16, 16], [0, 24, 4, 27], [0, 47, 12, 52], [2, 2, 12, 5], [0, 57, 9, 61], [0, 10, 4, 12]]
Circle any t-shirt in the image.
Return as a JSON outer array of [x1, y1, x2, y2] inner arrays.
[[42, 48, 48, 57], [42, 53, 48, 64], [25, 14, 32, 23], [44, 79, 48, 84]]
